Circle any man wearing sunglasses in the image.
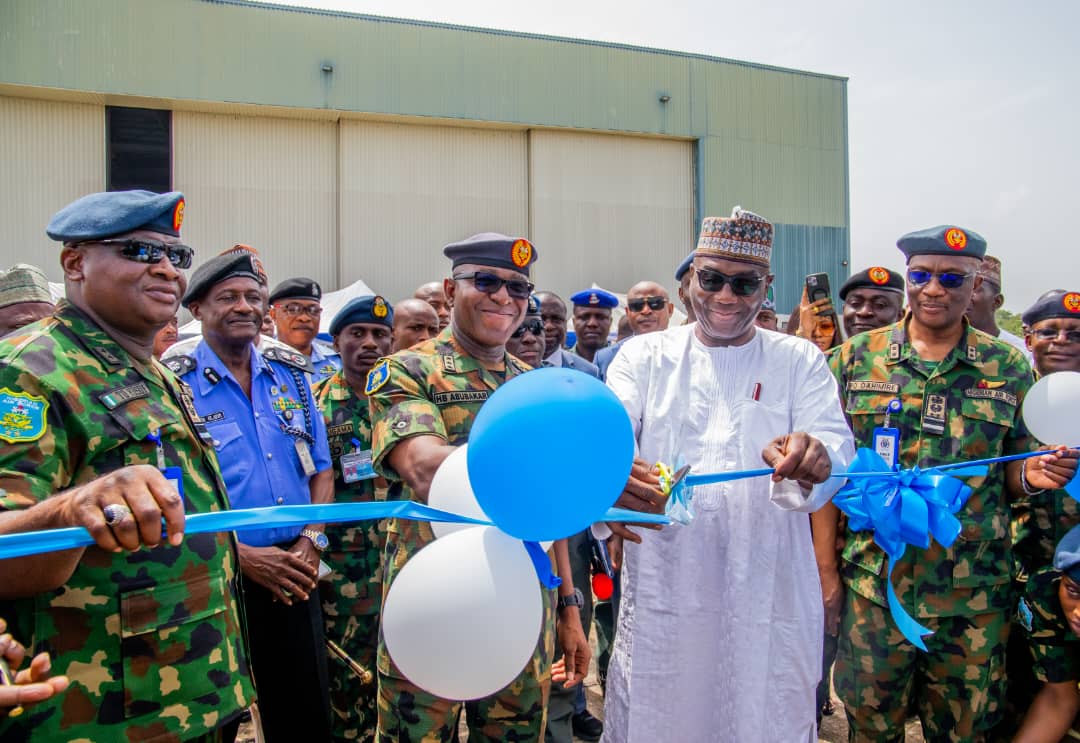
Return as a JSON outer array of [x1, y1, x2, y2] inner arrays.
[[829, 226, 1077, 742], [593, 282, 673, 380], [598, 207, 855, 742], [966, 255, 1028, 355], [0, 190, 254, 741], [1004, 288, 1080, 738], [366, 233, 589, 741], [269, 277, 341, 384]]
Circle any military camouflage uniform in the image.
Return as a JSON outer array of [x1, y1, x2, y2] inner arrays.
[[314, 370, 388, 743], [1012, 488, 1080, 581], [828, 320, 1035, 742], [0, 303, 253, 742], [1019, 567, 1080, 685], [367, 328, 555, 742]]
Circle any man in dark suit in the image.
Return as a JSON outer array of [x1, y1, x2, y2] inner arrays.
[[535, 291, 601, 378]]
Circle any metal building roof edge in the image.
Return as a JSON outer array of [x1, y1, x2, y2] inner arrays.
[[202, 0, 849, 83]]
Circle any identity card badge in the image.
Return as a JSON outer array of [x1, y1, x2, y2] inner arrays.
[[341, 437, 376, 483], [873, 398, 902, 470]]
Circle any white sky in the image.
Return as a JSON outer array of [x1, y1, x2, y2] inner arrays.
[[263, 0, 1078, 311]]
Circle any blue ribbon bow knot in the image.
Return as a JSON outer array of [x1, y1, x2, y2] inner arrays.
[[834, 448, 982, 651]]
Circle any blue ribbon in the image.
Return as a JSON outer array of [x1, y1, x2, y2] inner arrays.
[[833, 448, 980, 650]]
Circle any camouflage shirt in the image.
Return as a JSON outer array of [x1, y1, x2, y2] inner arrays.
[[829, 319, 1036, 618], [0, 302, 253, 742], [367, 327, 530, 546], [313, 369, 387, 616], [1019, 567, 1080, 684], [1012, 489, 1080, 581]]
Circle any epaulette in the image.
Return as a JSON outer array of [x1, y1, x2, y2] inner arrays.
[[163, 354, 197, 376], [263, 345, 315, 373]]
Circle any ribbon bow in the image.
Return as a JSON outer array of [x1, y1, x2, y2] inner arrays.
[[833, 448, 983, 650]]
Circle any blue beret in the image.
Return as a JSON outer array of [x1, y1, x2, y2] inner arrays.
[[570, 289, 618, 309], [47, 190, 186, 243], [182, 245, 268, 308], [674, 251, 694, 281], [1022, 289, 1080, 327], [840, 266, 905, 300], [526, 294, 541, 315], [1055, 525, 1080, 582], [330, 295, 393, 335], [269, 277, 322, 304], [444, 233, 537, 277], [897, 225, 987, 261]]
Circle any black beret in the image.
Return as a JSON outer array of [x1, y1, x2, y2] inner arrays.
[[674, 251, 694, 281], [443, 233, 537, 277], [1021, 289, 1080, 327], [269, 277, 322, 304], [181, 246, 267, 308], [839, 266, 905, 301], [47, 190, 186, 242], [897, 225, 987, 261], [329, 295, 393, 335]]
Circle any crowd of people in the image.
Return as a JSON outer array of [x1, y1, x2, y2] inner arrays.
[[0, 189, 1078, 743]]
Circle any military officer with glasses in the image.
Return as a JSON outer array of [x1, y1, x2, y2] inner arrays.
[[828, 225, 1078, 742], [269, 277, 341, 384], [170, 246, 334, 742], [0, 190, 255, 742], [367, 232, 590, 741]]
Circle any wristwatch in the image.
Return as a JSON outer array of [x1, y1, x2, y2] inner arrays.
[[557, 588, 585, 611], [301, 529, 329, 552]]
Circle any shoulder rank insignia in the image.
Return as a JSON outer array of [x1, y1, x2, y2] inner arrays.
[[0, 388, 49, 444], [263, 345, 315, 374], [365, 359, 391, 395], [163, 354, 197, 376]]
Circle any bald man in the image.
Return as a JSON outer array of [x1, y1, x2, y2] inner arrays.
[[594, 280, 673, 378], [392, 298, 440, 352], [414, 281, 450, 331]]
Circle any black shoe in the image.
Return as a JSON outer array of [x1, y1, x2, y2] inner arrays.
[[572, 710, 603, 742]]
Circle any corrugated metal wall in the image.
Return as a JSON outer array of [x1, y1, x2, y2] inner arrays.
[[529, 130, 695, 301], [0, 97, 104, 278], [172, 111, 338, 289], [338, 120, 528, 302], [771, 224, 849, 314]]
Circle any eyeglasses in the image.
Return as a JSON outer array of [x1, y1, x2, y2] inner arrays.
[[277, 303, 323, 318], [453, 271, 534, 300], [78, 238, 194, 269], [695, 269, 765, 296], [906, 269, 972, 290], [511, 319, 544, 338], [1032, 327, 1080, 343], [627, 296, 668, 312]]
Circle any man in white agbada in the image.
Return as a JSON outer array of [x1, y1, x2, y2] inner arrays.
[[599, 207, 855, 743]]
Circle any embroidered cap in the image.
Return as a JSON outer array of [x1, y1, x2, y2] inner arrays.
[[694, 206, 773, 267]]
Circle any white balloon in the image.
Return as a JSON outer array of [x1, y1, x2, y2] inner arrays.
[[1022, 371, 1080, 446], [429, 445, 486, 539], [382, 526, 544, 700], [429, 446, 551, 549]]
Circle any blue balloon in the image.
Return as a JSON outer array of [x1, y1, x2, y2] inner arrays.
[[466, 367, 635, 542]]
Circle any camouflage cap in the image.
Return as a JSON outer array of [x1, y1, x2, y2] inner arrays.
[[694, 206, 773, 267], [976, 255, 1002, 288], [0, 263, 53, 309]]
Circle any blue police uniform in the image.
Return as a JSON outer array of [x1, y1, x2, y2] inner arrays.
[[310, 341, 343, 386]]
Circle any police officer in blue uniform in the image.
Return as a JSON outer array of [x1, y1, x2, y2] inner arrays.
[[568, 288, 619, 364], [166, 246, 334, 742], [269, 277, 342, 384]]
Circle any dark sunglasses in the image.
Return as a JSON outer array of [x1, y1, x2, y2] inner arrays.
[[1032, 328, 1080, 344], [906, 269, 972, 290], [695, 269, 764, 297], [453, 271, 534, 300], [78, 238, 194, 269], [511, 319, 544, 338], [627, 296, 668, 312]]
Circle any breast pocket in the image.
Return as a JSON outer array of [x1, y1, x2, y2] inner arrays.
[[206, 421, 251, 482], [119, 572, 232, 719]]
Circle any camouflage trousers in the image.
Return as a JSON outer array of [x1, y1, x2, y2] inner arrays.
[[835, 591, 1009, 743], [376, 531, 555, 742]]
